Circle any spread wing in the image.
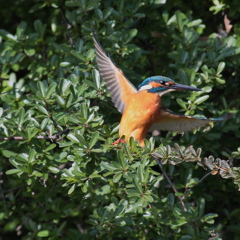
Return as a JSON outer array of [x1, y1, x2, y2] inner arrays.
[[93, 34, 137, 113], [150, 108, 224, 132]]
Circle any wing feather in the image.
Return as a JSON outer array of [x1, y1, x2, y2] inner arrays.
[[150, 108, 220, 132], [93, 35, 137, 113]]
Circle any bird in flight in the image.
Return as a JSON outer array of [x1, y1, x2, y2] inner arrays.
[[93, 34, 223, 146]]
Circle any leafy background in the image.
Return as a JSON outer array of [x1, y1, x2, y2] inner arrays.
[[0, 0, 240, 239]]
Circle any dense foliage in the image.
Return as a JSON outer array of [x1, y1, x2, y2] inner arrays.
[[1, 0, 240, 239]]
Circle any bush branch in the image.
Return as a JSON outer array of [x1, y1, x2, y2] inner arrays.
[[0, 128, 71, 141], [153, 155, 187, 212]]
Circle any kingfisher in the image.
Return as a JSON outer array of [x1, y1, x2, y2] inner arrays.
[[93, 34, 223, 147]]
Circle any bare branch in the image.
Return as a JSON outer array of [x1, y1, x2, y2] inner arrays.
[[0, 128, 71, 141], [198, 171, 212, 183], [153, 155, 187, 212]]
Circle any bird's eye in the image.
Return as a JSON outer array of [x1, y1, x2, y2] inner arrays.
[[159, 80, 165, 85]]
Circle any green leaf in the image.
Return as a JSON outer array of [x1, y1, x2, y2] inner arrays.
[[197, 198, 205, 217], [137, 165, 144, 183], [89, 131, 99, 149], [65, 1, 80, 7], [0, 29, 17, 41], [118, 0, 124, 12], [0, 108, 3, 118], [217, 62, 225, 75], [95, 9, 103, 20], [114, 203, 125, 217], [40, 118, 49, 130], [201, 213, 218, 222], [37, 81, 46, 98], [12, 53, 24, 64], [86, 48, 95, 61], [60, 62, 71, 67], [103, 7, 113, 19], [187, 19, 202, 27], [194, 95, 209, 105], [215, 77, 226, 84], [124, 29, 138, 43], [37, 230, 50, 237], [34, 19, 45, 39], [176, 11, 183, 31], [162, 11, 169, 23], [101, 162, 118, 171], [28, 149, 36, 163], [16, 21, 27, 38], [56, 95, 65, 106], [68, 184, 76, 195], [93, 69, 101, 89], [6, 169, 23, 175], [59, 79, 72, 95], [36, 105, 49, 115], [67, 134, 80, 143], [176, 98, 187, 109], [45, 82, 57, 99], [167, 193, 175, 209], [24, 48, 36, 56], [2, 150, 17, 157], [133, 176, 143, 194], [48, 167, 60, 173], [71, 50, 87, 61], [65, 93, 73, 108], [113, 173, 122, 183]]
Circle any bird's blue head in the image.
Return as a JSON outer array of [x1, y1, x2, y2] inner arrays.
[[138, 76, 201, 96]]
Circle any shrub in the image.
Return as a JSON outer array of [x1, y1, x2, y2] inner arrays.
[[1, 0, 240, 239]]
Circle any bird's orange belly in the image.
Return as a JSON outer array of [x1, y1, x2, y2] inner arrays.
[[119, 91, 161, 146]]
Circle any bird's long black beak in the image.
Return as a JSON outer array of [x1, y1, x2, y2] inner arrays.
[[170, 83, 201, 92]]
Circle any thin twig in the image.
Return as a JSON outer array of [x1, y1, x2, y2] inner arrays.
[[0, 128, 72, 141], [182, 171, 212, 200], [0, 184, 7, 212], [153, 155, 187, 212], [198, 171, 212, 183], [60, 7, 74, 47]]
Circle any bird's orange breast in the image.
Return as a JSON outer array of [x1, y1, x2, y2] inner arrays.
[[119, 90, 161, 146]]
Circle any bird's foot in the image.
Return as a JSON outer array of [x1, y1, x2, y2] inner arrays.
[[111, 138, 126, 145]]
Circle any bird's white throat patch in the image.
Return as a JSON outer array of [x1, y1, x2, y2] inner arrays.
[[158, 88, 175, 96], [138, 84, 152, 92]]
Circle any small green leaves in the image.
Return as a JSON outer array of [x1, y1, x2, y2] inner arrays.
[[71, 50, 87, 61], [194, 95, 209, 105], [92, 69, 101, 89], [36, 105, 49, 115], [133, 176, 143, 194], [123, 29, 138, 44], [60, 62, 71, 67], [46, 83, 57, 99], [217, 62, 225, 75], [210, 0, 226, 14], [176, 98, 187, 109], [16, 21, 27, 39], [6, 169, 23, 175], [37, 230, 50, 237], [37, 81, 46, 98], [1, 2, 240, 240], [67, 133, 80, 143], [89, 131, 100, 149], [34, 19, 46, 39], [68, 184, 76, 195], [197, 198, 205, 217], [48, 166, 60, 174], [176, 11, 183, 31], [167, 193, 175, 209], [201, 213, 218, 223], [86, 48, 95, 61]]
